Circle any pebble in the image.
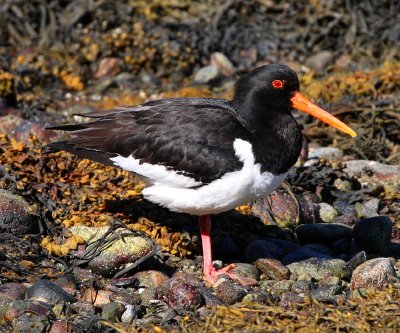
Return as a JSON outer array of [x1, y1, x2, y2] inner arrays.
[[213, 278, 247, 305], [318, 203, 339, 223], [245, 239, 285, 263], [287, 258, 348, 281], [296, 223, 353, 245], [255, 258, 290, 280], [0, 190, 33, 235], [48, 320, 76, 333], [242, 291, 276, 303], [308, 147, 343, 161], [121, 304, 138, 324], [310, 284, 343, 303], [69, 226, 154, 277], [354, 198, 380, 218], [265, 280, 294, 296], [345, 251, 367, 275], [305, 50, 334, 71], [133, 270, 169, 291], [194, 65, 219, 83], [0, 283, 27, 301], [14, 313, 50, 333], [94, 57, 123, 79], [81, 287, 112, 307], [350, 258, 397, 290], [26, 280, 77, 306], [71, 301, 96, 317], [55, 274, 78, 294], [353, 216, 393, 255], [279, 292, 308, 307]]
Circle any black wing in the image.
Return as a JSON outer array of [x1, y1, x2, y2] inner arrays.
[[44, 98, 252, 184]]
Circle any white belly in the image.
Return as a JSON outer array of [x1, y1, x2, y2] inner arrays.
[[140, 139, 288, 215]]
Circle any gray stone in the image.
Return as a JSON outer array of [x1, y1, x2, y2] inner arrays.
[[296, 223, 353, 245], [13, 314, 50, 333], [344, 160, 400, 186], [318, 203, 339, 223], [230, 263, 260, 281], [279, 292, 309, 307], [350, 258, 397, 290], [26, 280, 76, 306], [0, 283, 27, 301], [210, 52, 235, 77], [353, 216, 392, 255], [287, 258, 348, 281], [214, 278, 246, 305], [69, 226, 154, 277], [308, 147, 343, 161]]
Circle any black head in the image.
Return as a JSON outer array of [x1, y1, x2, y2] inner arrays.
[[232, 64, 300, 117]]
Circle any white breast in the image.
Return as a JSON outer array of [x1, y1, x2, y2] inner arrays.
[[123, 138, 288, 215]]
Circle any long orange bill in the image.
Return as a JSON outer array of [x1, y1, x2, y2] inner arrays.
[[291, 92, 357, 137]]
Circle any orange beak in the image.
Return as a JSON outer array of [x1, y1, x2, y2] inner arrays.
[[291, 92, 357, 137]]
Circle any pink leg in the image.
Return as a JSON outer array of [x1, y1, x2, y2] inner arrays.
[[199, 215, 256, 285]]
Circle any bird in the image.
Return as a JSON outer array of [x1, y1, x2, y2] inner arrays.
[[44, 64, 356, 285]]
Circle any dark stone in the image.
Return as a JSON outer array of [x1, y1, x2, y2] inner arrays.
[[345, 251, 367, 275], [215, 235, 240, 259], [263, 238, 302, 254], [310, 284, 343, 303], [13, 313, 50, 333], [296, 223, 353, 245], [353, 216, 393, 255], [279, 292, 308, 307], [0, 283, 27, 301], [303, 243, 333, 255], [214, 279, 247, 305], [166, 279, 203, 310], [101, 302, 126, 322]]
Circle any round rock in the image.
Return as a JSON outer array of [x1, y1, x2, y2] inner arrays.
[[353, 216, 392, 256], [245, 239, 285, 263], [255, 258, 290, 280], [0, 283, 27, 301], [26, 280, 76, 306], [287, 258, 348, 281], [350, 258, 397, 290]]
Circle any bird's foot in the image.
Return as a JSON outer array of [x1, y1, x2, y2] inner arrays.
[[204, 263, 257, 286]]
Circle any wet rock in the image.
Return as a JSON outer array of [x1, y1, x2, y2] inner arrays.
[[255, 258, 290, 280], [210, 52, 235, 77], [350, 258, 397, 290], [296, 223, 353, 245], [0, 283, 27, 301], [264, 238, 302, 254], [0, 189, 33, 235], [251, 191, 315, 228], [200, 288, 223, 306], [353, 216, 392, 255], [287, 258, 348, 281], [308, 147, 343, 161], [13, 313, 50, 333], [194, 65, 219, 83], [26, 280, 76, 306], [69, 226, 154, 277], [214, 278, 247, 305], [332, 238, 352, 255], [318, 203, 339, 223], [245, 239, 285, 262], [165, 279, 203, 310], [303, 243, 333, 255], [101, 302, 126, 322], [310, 284, 343, 303], [344, 160, 400, 186], [305, 50, 334, 71], [390, 242, 400, 258], [355, 198, 380, 219], [230, 263, 260, 282], [282, 248, 332, 266]]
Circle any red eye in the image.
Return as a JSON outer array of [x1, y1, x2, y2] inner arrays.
[[272, 80, 283, 89]]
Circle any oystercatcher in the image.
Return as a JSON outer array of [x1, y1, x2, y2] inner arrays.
[[45, 64, 356, 284]]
